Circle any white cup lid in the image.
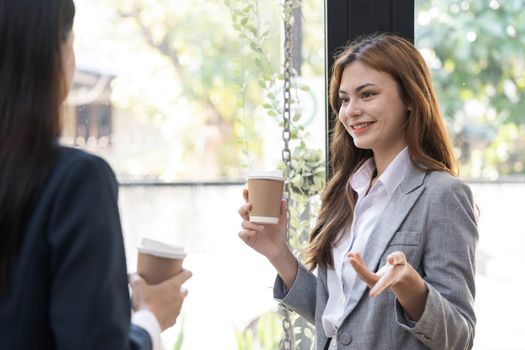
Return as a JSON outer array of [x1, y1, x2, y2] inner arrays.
[[246, 170, 284, 181], [137, 238, 186, 259]]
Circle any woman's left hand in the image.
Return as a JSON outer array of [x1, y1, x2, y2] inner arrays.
[[347, 251, 409, 298]]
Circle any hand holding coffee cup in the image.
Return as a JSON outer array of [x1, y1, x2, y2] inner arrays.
[[129, 270, 192, 331], [239, 171, 290, 261], [132, 238, 191, 331]]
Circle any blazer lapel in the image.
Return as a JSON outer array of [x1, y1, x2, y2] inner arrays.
[[342, 165, 427, 318]]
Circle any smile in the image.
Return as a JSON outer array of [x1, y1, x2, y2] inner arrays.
[[350, 121, 375, 130]]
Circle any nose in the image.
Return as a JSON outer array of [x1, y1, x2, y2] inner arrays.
[[340, 100, 363, 121]]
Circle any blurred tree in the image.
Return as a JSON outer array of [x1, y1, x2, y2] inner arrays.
[[115, 0, 271, 178], [416, 0, 525, 178]]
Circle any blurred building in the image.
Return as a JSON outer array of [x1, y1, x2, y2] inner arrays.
[[63, 67, 115, 148]]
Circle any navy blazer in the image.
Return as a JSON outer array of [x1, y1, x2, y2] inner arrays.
[[0, 147, 151, 350]]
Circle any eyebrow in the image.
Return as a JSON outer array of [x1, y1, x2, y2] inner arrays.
[[339, 83, 377, 95]]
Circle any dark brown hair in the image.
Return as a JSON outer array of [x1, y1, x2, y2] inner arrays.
[[0, 0, 76, 292], [304, 33, 456, 270]]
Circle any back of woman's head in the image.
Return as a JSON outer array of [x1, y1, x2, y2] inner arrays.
[[0, 0, 75, 292], [306, 33, 456, 270]]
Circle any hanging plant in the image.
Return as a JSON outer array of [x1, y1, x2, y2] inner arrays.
[[226, 0, 325, 349]]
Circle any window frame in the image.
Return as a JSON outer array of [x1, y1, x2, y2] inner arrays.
[[324, 0, 414, 178]]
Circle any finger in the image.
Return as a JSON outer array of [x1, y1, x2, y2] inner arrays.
[[168, 269, 193, 286], [376, 262, 394, 277], [243, 187, 249, 202], [348, 254, 379, 287], [128, 273, 144, 285], [278, 199, 288, 224], [238, 204, 252, 220], [238, 230, 257, 245], [387, 251, 407, 266], [369, 273, 396, 298], [353, 252, 366, 265], [180, 287, 189, 298], [241, 220, 263, 231]]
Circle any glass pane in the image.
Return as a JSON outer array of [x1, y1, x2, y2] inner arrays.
[[415, 1, 525, 348], [69, 0, 325, 348]]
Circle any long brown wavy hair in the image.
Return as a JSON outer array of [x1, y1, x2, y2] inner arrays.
[[304, 33, 457, 270]]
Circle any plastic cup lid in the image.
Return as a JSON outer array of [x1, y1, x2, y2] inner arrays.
[[137, 238, 186, 259], [246, 170, 284, 181]]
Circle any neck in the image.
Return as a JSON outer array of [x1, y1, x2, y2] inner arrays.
[[372, 142, 407, 177]]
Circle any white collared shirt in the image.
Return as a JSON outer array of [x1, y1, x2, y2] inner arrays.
[[132, 310, 163, 350], [322, 147, 410, 337]]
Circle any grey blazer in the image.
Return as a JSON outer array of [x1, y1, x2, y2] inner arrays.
[[274, 165, 478, 350]]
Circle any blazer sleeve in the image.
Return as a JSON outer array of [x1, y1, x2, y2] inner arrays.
[[395, 177, 478, 350], [273, 262, 317, 324], [46, 153, 151, 350]]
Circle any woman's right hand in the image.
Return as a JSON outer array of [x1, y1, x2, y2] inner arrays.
[[238, 188, 289, 261], [129, 270, 192, 331]]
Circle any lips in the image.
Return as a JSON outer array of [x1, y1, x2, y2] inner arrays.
[[350, 121, 375, 130]]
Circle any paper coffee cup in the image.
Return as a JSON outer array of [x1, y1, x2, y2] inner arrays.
[[247, 170, 284, 224], [137, 238, 186, 285]]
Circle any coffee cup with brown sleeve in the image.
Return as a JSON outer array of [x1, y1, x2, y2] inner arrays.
[[136, 238, 186, 285], [246, 170, 284, 224]]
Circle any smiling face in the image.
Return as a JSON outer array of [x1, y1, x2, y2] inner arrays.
[[338, 61, 410, 160]]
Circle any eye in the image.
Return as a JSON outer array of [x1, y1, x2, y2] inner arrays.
[[361, 91, 376, 99], [339, 96, 350, 105]]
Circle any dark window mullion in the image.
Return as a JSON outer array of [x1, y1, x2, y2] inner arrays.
[[324, 0, 414, 179]]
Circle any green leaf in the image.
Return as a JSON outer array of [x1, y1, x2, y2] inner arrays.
[[247, 24, 257, 36]]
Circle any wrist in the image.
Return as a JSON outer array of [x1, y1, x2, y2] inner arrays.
[[268, 247, 298, 290], [267, 244, 293, 267]]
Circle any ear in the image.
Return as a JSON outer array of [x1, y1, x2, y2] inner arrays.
[[407, 104, 412, 111]]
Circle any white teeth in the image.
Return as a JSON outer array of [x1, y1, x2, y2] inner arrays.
[[352, 122, 373, 129]]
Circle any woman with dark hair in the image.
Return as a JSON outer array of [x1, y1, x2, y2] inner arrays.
[[239, 34, 477, 349], [0, 1, 190, 349]]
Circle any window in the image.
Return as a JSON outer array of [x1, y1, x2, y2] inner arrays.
[[415, 1, 525, 348], [69, 0, 325, 348]]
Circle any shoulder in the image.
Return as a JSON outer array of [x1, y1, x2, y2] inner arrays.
[[424, 170, 470, 191], [51, 146, 116, 188], [55, 146, 113, 174], [423, 170, 474, 205], [40, 146, 119, 209]]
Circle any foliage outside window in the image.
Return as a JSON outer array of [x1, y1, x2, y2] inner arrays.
[[416, 0, 525, 179]]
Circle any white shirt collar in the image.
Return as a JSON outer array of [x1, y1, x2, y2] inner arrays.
[[378, 147, 410, 197], [349, 147, 410, 198], [349, 158, 375, 198]]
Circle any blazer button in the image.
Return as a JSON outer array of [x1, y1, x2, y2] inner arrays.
[[338, 333, 352, 345]]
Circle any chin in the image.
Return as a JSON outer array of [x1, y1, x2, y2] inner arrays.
[[352, 138, 373, 151]]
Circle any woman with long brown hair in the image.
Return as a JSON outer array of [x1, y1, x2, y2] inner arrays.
[[0, 1, 190, 349], [239, 34, 477, 349]]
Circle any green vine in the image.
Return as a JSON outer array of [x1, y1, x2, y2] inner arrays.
[[226, 0, 324, 349]]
